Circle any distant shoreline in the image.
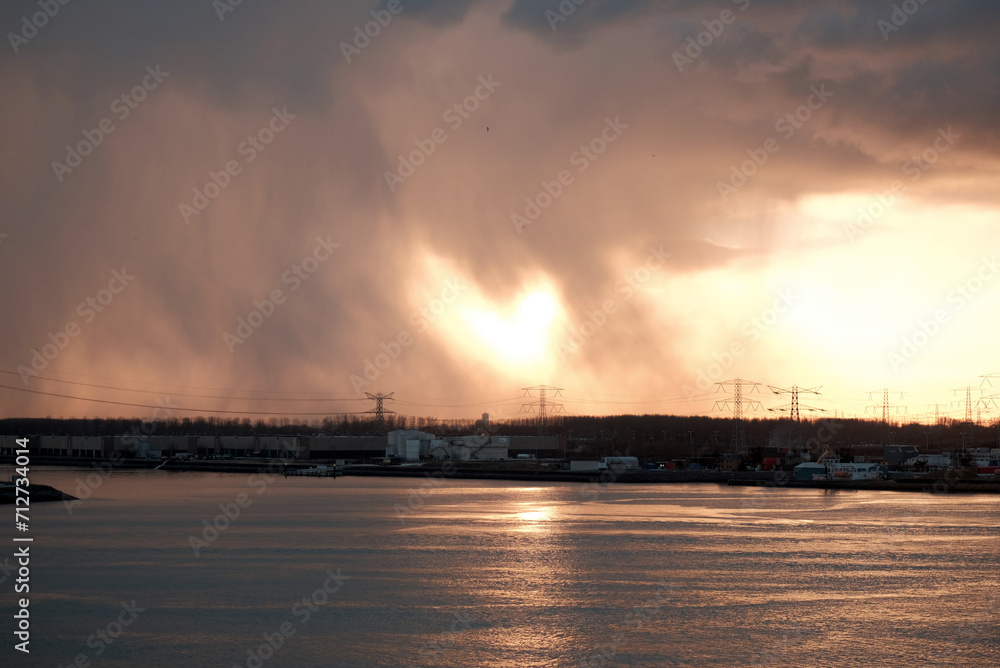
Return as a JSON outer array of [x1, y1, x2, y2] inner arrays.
[[4, 457, 999, 494]]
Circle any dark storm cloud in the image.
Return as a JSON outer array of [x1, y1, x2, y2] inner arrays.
[[0, 0, 366, 112], [503, 0, 658, 37], [401, 0, 478, 25], [1, 0, 997, 417], [498, 0, 1000, 154]]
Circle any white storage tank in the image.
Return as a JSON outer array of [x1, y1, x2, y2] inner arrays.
[[405, 440, 422, 461]]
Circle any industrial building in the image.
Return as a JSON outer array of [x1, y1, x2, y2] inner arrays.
[[386, 430, 509, 462], [304, 435, 385, 461], [7, 431, 554, 463], [41, 435, 70, 456], [883, 445, 919, 466], [431, 435, 509, 462], [70, 436, 105, 458], [257, 436, 299, 458], [386, 430, 436, 460], [508, 435, 560, 458]]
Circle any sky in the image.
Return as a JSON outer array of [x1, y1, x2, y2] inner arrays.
[[1, 0, 998, 423]]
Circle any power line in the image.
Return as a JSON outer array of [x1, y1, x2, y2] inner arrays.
[[0, 381, 359, 416], [0, 368, 348, 397], [561, 392, 717, 405], [390, 396, 525, 409], [0, 370, 364, 403]]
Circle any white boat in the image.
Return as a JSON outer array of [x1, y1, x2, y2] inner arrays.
[[793, 461, 886, 482]]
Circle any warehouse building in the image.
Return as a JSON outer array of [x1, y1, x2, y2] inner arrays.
[[507, 435, 561, 458], [40, 435, 70, 457], [70, 436, 106, 458], [305, 435, 385, 461], [257, 436, 300, 459]]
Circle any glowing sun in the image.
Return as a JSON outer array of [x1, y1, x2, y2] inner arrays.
[[460, 291, 560, 366]]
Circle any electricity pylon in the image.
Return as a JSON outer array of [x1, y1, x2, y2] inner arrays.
[[866, 388, 905, 445], [713, 378, 763, 454], [364, 392, 395, 435], [521, 385, 564, 436], [767, 385, 823, 449]]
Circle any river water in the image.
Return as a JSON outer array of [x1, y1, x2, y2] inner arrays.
[[1, 467, 997, 667]]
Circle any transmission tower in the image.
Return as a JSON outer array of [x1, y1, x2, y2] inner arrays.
[[979, 392, 1000, 447], [767, 385, 823, 449], [364, 392, 395, 435], [767, 385, 822, 422], [978, 373, 1000, 428], [521, 385, 564, 436], [951, 386, 978, 423], [866, 388, 905, 445], [713, 378, 763, 454], [924, 403, 947, 425]]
